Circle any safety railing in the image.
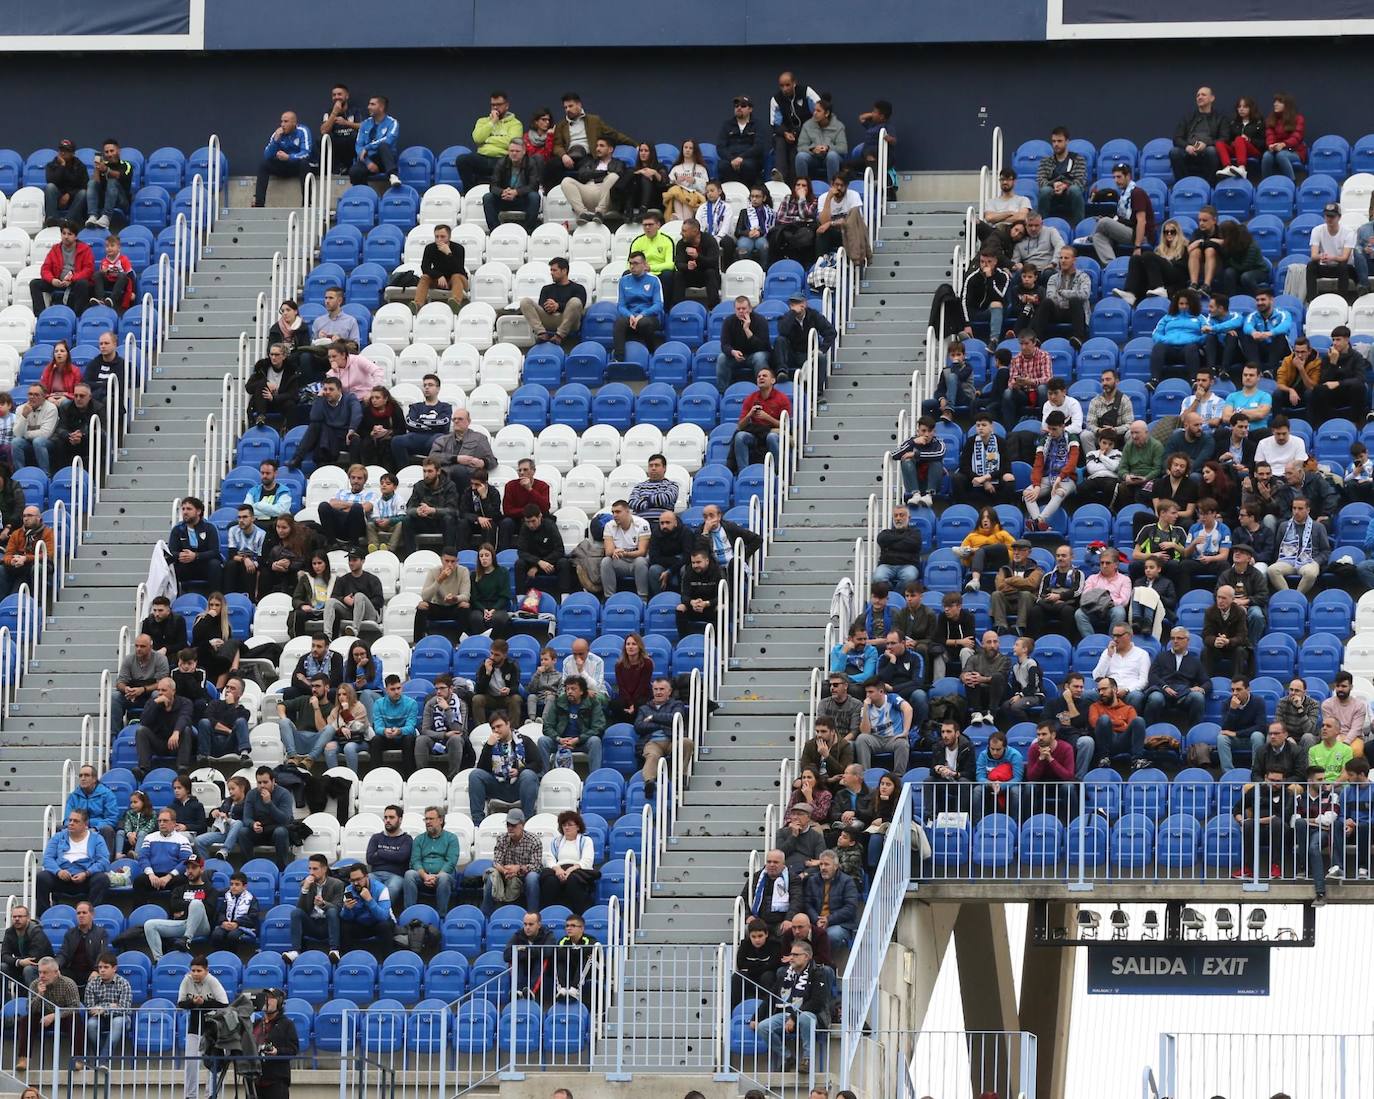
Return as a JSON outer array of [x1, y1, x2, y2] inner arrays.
[[839, 781, 914, 1088], [1155, 1031, 1374, 1099], [850, 1028, 1037, 1099], [602, 943, 726, 1077], [723, 967, 826, 1096]]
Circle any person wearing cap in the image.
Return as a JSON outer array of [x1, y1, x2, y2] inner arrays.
[[1169, 86, 1225, 182], [482, 807, 544, 915], [1089, 162, 1155, 266], [253, 987, 300, 1099], [773, 292, 836, 379], [718, 95, 766, 186], [323, 546, 383, 640], [990, 539, 1043, 634], [1023, 409, 1078, 531], [143, 853, 216, 961], [1310, 325, 1367, 423], [44, 140, 88, 228], [1308, 202, 1357, 300]]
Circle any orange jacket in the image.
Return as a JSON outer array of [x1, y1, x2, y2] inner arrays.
[[4, 524, 54, 567]]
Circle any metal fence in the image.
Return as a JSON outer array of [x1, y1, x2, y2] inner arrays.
[[1153, 1032, 1374, 1099], [849, 1029, 1036, 1099]]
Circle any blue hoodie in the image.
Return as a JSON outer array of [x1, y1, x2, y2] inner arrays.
[[1342, 782, 1374, 826], [976, 746, 1026, 784], [65, 783, 121, 832], [1152, 312, 1206, 346], [341, 875, 393, 927], [357, 115, 400, 158], [617, 272, 664, 321], [42, 829, 111, 876], [1202, 308, 1244, 336], [263, 126, 313, 162], [371, 692, 419, 737], [1242, 306, 1293, 339]]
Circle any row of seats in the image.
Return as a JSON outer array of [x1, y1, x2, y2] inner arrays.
[[0, 145, 227, 198], [1022, 172, 1348, 223]]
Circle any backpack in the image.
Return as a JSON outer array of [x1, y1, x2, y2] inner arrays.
[[397, 919, 440, 953], [928, 692, 966, 729]]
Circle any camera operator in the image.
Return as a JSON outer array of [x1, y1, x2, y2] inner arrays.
[[251, 988, 299, 1099]]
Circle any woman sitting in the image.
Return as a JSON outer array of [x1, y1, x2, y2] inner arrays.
[[539, 810, 598, 914], [1149, 288, 1205, 382], [662, 140, 708, 223], [1111, 219, 1187, 306]]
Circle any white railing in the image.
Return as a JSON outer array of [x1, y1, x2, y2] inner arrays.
[[1155, 1032, 1374, 1099], [839, 780, 915, 1089]]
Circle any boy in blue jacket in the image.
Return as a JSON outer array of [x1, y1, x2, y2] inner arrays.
[[341, 863, 395, 953]]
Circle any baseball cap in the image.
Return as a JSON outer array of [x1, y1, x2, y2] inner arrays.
[[787, 292, 807, 304], [733, 95, 753, 107], [347, 547, 365, 560], [185, 854, 203, 866], [57, 139, 75, 152], [1324, 202, 1342, 216], [505, 808, 526, 824]]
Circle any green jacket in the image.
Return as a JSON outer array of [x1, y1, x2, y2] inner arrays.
[[1119, 437, 1164, 481], [630, 232, 675, 276], [410, 829, 460, 875], [472, 114, 523, 159], [547, 693, 608, 748], [1307, 740, 1354, 784]]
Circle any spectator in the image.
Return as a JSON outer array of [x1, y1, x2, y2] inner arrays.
[[194, 676, 250, 763], [1091, 622, 1150, 710], [93, 234, 134, 312], [1322, 671, 1368, 756], [177, 954, 229, 1099], [415, 224, 468, 309], [1073, 547, 1129, 639], [1109, 219, 1187, 310], [929, 591, 976, 680], [1263, 92, 1307, 179], [36, 809, 110, 915], [254, 111, 312, 207], [847, 99, 895, 173], [1133, 498, 1193, 592], [697, 503, 762, 591], [699, 181, 737, 268], [503, 910, 557, 1003], [718, 296, 772, 393], [816, 674, 862, 742], [322, 548, 382, 639], [549, 92, 632, 187], [732, 367, 791, 473], [470, 712, 544, 823], [240, 766, 294, 865], [952, 413, 1016, 506], [795, 98, 847, 182], [135, 807, 192, 898], [519, 257, 586, 347], [1182, 368, 1227, 434], [1023, 410, 1078, 531], [596, 498, 650, 600], [613, 251, 664, 361], [1143, 626, 1208, 726], [454, 467, 502, 551], [1089, 677, 1147, 770], [741, 848, 801, 933], [1199, 293, 1245, 379], [541, 675, 607, 772], [523, 106, 555, 170], [1215, 95, 1264, 178], [1090, 162, 1155, 266], [30, 221, 93, 315], [773, 292, 836, 380], [989, 539, 1043, 634], [285, 378, 361, 472], [1294, 764, 1339, 902], [429, 408, 497, 494], [326, 342, 383, 405], [1251, 721, 1304, 782], [482, 140, 541, 233], [118, 791, 156, 859], [829, 621, 878, 689], [369, 674, 421, 778], [854, 678, 912, 772], [1036, 126, 1087, 222], [786, 771, 833, 843], [661, 141, 706, 222], [320, 83, 363, 167], [253, 988, 300, 1099], [871, 505, 922, 590], [13, 958, 80, 1071], [1305, 199, 1361, 299], [799, 718, 854, 794], [1217, 677, 1269, 773], [1, 905, 51, 989], [922, 337, 975, 423], [559, 136, 627, 223], [1013, 214, 1064, 281], [815, 174, 870, 267], [1270, 678, 1319, 751], [414, 674, 471, 778], [634, 676, 689, 796], [713, 95, 765, 186], [516, 503, 576, 596], [525, 648, 564, 722], [675, 550, 721, 637], [893, 416, 945, 508], [402, 807, 459, 914], [1268, 496, 1328, 594], [1232, 763, 1292, 879], [0, 503, 49, 602], [143, 854, 215, 961], [1214, 220, 1268, 297], [1028, 544, 1084, 638], [84, 138, 131, 230], [132, 676, 193, 776], [195, 777, 250, 860], [482, 807, 543, 915], [246, 456, 297, 526], [499, 459, 551, 548], [458, 90, 523, 193], [1033, 246, 1089, 345], [735, 917, 783, 1003], [957, 251, 1010, 341], [349, 95, 401, 187], [540, 811, 597, 914], [1148, 288, 1206, 381], [962, 631, 1010, 726], [996, 329, 1051, 428], [735, 185, 776, 268], [1310, 716, 1356, 784], [1309, 325, 1367, 423], [561, 638, 606, 695], [611, 633, 654, 725], [803, 850, 858, 954], [1170, 86, 1225, 180], [1186, 496, 1231, 581], [284, 853, 343, 963], [998, 636, 1045, 725], [268, 298, 312, 364], [928, 720, 976, 815], [673, 218, 722, 309], [43, 139, 87, 227], [12, 383, 58, 473], [982, 168, 1030, 235]]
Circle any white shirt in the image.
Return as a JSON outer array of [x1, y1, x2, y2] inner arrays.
[[985, 194, 1030, 215], [824, 191, 862, 219], [1311, 223, 1356, 257], [1091, 644, 1151, 694], [607, 516, 650, 552], [63, 833, 90, 865], [561, 652, 606, 693], [1042, 396, 1084, 434], [1253, 434, 1308, 471]]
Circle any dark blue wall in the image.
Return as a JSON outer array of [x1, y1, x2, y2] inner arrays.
[[1, 41, 1372, 175]]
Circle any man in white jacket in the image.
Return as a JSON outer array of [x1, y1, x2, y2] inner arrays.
[[12, 384, 58, 473]]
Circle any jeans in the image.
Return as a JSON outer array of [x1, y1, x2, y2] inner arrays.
[[825, 924, 853, 953], [1143, 689, 1204, 727], [196, 717, 249, 758], [756, 1009, 818, 1068], [278, 717, 331, 760], [481, 869, 540, 916], [457, 152, 501, 193], [144, 899, 212, 961], [84, 1013, 127, 1058], [323, 727, 369, 770], [1092, 715, 1147, 763], [1262, 150, 1302, 179], [1073, 603, 1126, 639], [872, 564, 919, 589], [374, 871, 405, 908], [193, 820, 243, 859], [239, 820, 292, 865], [600, 556, 649, 599], [537, 734, 604, 772], [795, 150, 842, 181], [44, 184, 87, 225], [717, 351, 771, 393], [11, 436, 52, 474], [86, 177, 130, 220], [290, 905, 342, 952], [403, 869, 455, 913], [736, 234, 770, 267], [1168, 146, 1220, 182], [1216, 729, 1263, 772], [1037, 183, 1085, 224], [1073, 735, 1096, 779], [482, 192, 541, 233], [1297, 820, 1330, 896], [899, 458, 942, 498], [999, 384, 1046, 428], [733, 429, 780, 471], [468, 769, 540, 823]]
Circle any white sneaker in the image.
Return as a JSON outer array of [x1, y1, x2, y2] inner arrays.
[[1328, 866, 1344, 880], [389, 174, 403, 188], [282, 950, 299, 963], [94, 215, 109, 229], [965, 575, 980, 592], [1359, 868, 1369, 880], [1235, 165, 1247, 179], [1146, 287, 1169, 298], [906, 492, 922, 507], [922, 494, 935, 508], [84, 215, 100, 228], [1111, 289, 1137, 306], [1071, 236, 1093, 246]]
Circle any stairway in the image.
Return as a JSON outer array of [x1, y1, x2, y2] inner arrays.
[[0, 206, 295, 898], [600, 202, 969, 1067]]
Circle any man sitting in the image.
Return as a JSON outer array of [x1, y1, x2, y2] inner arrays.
[[36, 810, 111, 914], [1202, 584, 1251, 678], [143, 853, 216, 961], [254, 111, 312, 207], [469, 713, 544, 824], [1143, 627, 1207, 727], [628, 453, 679, 521], [1036, 127, 1087, 223], [673, 219, 721, 309], [136, 809, 193, 898], [403, 807, 460, 914], [1090, 677, 1147, 770], [349, 95, 401, 187], [30, 221, 94, 315], [482, 140, 541, 232], [285, 853, 343, 963], [612, 251, 664, 360], [802, 850, 859, 954], [519, 258, 586, 346], [750, 939, 831, 1072], [540, 676, 607, 773]]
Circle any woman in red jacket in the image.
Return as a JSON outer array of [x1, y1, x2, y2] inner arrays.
[[611, 632, 654, 724], [39, 340, 82, 402], [1262, 92, 1306, 180]]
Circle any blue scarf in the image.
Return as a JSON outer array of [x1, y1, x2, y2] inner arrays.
[[492, 736, 527, 781], [971, 435, 1000, 478]]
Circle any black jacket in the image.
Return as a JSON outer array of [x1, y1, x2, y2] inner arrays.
[[2, 922, 53, 972], [54, 923, 109, 977], [1251, 737, 1304, 781], [245, 355, 302, 404], [876, 650, 922, 697], [757, 961, 833, 1023], [679, 563, 722, 614], [575, 156, 628, 184], [675, 233, 721, 276], [142, 612, 187, 656], [292, 649, 344, 688], [1146, 648, 1206, 696], [255, 1013, 300, 1085], [1320, 348, 1364, 387], [648, 522, 695, 577], [488, 153, 541, 196], [332, 569, 385, 608], [516, 516, 567, 571], [876, 524, 922, 567], [721, 313, 771, 357], [458, 484, 503, 525], [475, 657, 523, 698], [45, 156, 88, 194], [716, 117, 767, 163], [777, 307, 836, 356], [930, 733, 977, 784], [53, 398, 98, 447], [735, 935, 782, 987], [405, 476, 460, 521]]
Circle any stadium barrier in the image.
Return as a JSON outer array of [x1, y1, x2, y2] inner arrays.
[[850, 1028, 1036, 1099], [1153, 1031, 1374, 1099]]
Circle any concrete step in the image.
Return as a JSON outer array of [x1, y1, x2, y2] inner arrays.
[[636, 898, 737, 930], [663, 833, 764, 852]]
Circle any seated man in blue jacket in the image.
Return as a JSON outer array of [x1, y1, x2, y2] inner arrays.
[[802, 849, 860, 954], [369, 675, 421, 780], [612, 251, 664, 360], [36, 809, 111, 915], [254, 111, 313, 208], [168, 496, 221, 591], [633, 676, 689, 800], [828, 622, 878, 688], [340, 862, 395, 953], [1142, 626, 1208, 727], [64, 765, 121, 857]]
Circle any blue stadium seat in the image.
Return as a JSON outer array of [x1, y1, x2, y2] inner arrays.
[[666, 301, 709, 346], [550, 383, 592, 430], [762, 260, 806, 302], [1265, 590, 1308, 639], [591, 381, 635, 429], [336, 186, 379, 227], [1090, 298, 1130, 343], [637, 379, 680, 428], [677, 383, 719, 429], [1310, 590, 1355, 640], [1168, 176, 1211, 216], [380, 185, 421, 228], [286, 950, 333, 1006], [1299, 633, 1343, 683], [607, 343, 650, 384], [1308, 134, 1349, 179], [1109, 812, 1155, 871], [321, 225, 364, 271], [456, 999, 499, 1051], [1019, 814, 1064, 868], [1246, 214, 1285, 260], [260, 905, 295, 953], [564, 343, 608, 388], [522, 345, 565, 389], [580, 303, 619, 350], [1136, 138, 1172, 181], [1211, 178, 1253, 220], [508, 384, 550, 430], [303, 262, 347, 305], [117, 951, 152, 1000], [601, 592, 644, 638], [380, 950, 425, 1005], [152, 952, 192, 1000], [346, 261, 388, 310], [364, 224, 405, 270], [398, 146, 436, 189], [556, 593, 600, 639], [443, 905, 486, 960]]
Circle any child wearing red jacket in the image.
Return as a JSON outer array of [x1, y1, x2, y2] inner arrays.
[[94, 234, 135, 312]]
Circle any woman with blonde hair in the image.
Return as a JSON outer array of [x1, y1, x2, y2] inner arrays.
[[1111, 218, 1188, 306]]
